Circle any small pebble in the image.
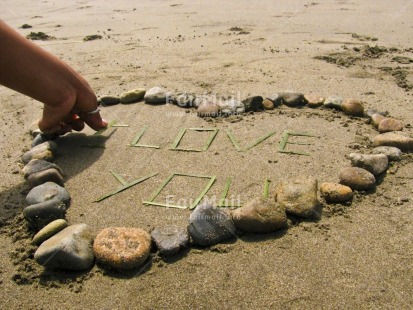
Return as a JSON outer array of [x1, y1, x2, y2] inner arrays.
[[373, 132, 413, 152], [341, 98, 364, 116], [120, 88, 146, 104], [372, 146, 402, 161], [324, 95, 343, 109], [242, 96, 263, 112], [231, 197, 287, 233], [219, 99, 245, 115], [266, 94, 282, 106], [378, 118, 404, 133], [371, 114, 385, 128], [31, 129, 42, 139], [32, 219, 68, 245], [34, 224, 94, 271], [280, 92, 306, 107], [348, 153, 388, 176], [99, 95, 120, 106], [22, 141, 57, 164], [170, 92, 196, 107], [304, 94, 325, 108], [320, 182, 353, 203], [144, 86, 169, 104], [339, 167, 376, 190], [197, 101, 220, 117], [23, 198, 67, 229], [23, 159, 63, 179], [31, 134, 51, 148], [27, 168, 64, 188], [93, 227, 151, 269], [366, 109, 387, 117], [26, 181, 70, 207], [275, 176, 319, 218], [262, 98, 275, 110], [151, 226, 189, 257]]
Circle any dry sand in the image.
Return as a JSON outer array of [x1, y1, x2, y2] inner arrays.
[[0, 0, 412, 309]]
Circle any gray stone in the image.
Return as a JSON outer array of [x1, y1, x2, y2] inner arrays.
[[280, 92, 306, 107], [34, 224, 94, 271], [188, 203, 236, 247], [26, 182, 70, 207], [23, 159, 63, 179], [31, 134, 51, 148], [23, 198, 67, 229], [339, 167, 376, 190], [99, 95, 120, 106], [144, 86, 169, 104], [324, 95, 343, 109], [219, 99, 245, 115], [275, 177, 319, 218], [22, 141, 57, 164], [242, 96, 263, 112], [170, 92, 196, 108], [120, 89, 146, 104], [28, 168, 64, 188], [266, 94, 282, 107], [373, 132, 413, 152], [366, 109, 387, 117], [348, 153, 388, 176], [151, 226, 189, 256], [319, 183, 353, 203], [231, 197, 287, 233], [31, 129, 42, 139], [372, 146, 402, 161], [32, 219, 68, 245]]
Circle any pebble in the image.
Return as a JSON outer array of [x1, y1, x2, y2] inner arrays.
[[28, 120, 39, 135], [144, 86, 169, 104], [371, 114, 385, 128], [99, 95, 120, 106], [197, 101, 220, 117], [372, 146, 402, 161], [348, 153, 389, 175], [339, 167, 376, 190], [231, 197, 287, 233], [280, 92, 306, 107], [31, 134, 51, 148], [341, 98, 364, 116], [324, 95, 343, 109], [262, 98, 274, 110], [319, 182, 353, 203], [31, 129, 42, 138], [120, 88, 146, 104], [151, 226, 189, 257], [27, 168, 64, 188], [266, 94, 282, 107], [275, 176, 319, 218], [187, 203, 236, 247], [26, 182, 70, 207], [373, 132, 413, 152], [22, 141, 57, 164], [378, 118, 404, 133], [304, 94, 325, 108], [23, 197, 67, 229], [32, 219, 68, 245], [23, 159, 63, 179], [171, 92, 196, 108], [242, 96, 263, 112], [219, 99, 245, 115], [93, 227, 151, 269], [366, 109, 387, 117], [34, 224, 94, 271]]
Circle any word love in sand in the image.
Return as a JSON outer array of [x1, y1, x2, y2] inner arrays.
[[97, 123, 318, 155]]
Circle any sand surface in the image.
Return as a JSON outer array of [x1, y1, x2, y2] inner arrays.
[[0, 0, 412, 309]]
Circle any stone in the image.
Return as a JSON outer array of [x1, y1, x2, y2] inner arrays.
[[219, 99, 245, 115], [151, 226, 189, 257], [275, 177, 319, 218], [372, 146, 402, 161], [339, 167, 376, 190], [26, 182, 70, 207], [373, 132, 413, 152], [23, 159, 63, 179], [99, 95, 120, 106], [366, 109, 387, 117], [170, 92, 196, 108], [28, 120, 40, 135], [23, 198, 67, 229], [320, 182, 353, 203], [280, 92, 306, 107], [266, 94, 282, 107], [262, 98, 274, 110], [231, 197, 287, 233], [197, 101, 220, 117], [32, 219, 68, 245], [31, 129, 42, 139], [348, 153, 388, 176], [120, 88, 146, 104], [378, 118, 404, 133], [144, 86, 169, 104], [242, 96, 263, 112], [93, 227, 151, 269], [22, 141, 57, 164], [324, 95, 343, 109], [342, 98, 364, 116], [27, 168, 64, 188], [304, 94, 325, 108], [34, 224, 94, 271], [188, 203, 236, 247], [31, 134, 51, 148], [371, 114, 386, 128]]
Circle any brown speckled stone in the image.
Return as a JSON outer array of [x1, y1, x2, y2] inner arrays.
[[339, 167, 376, 190], [341, 98, 364, 117], [320, 182, 353, 203], [378, 118, 404, 133], [304, 94, 325, 108]]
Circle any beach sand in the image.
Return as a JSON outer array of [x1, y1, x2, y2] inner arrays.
[[0, 0, 412, 308]]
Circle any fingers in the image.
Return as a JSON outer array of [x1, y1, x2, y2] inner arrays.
[[79, 110, 108, 131]]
